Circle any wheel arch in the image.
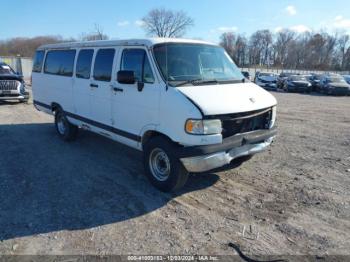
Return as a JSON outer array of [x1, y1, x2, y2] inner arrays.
[[141, 129, 175, 150], [51, 102, 63, 113]]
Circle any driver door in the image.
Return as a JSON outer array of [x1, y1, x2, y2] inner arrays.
[[111, 47, 160, 144]]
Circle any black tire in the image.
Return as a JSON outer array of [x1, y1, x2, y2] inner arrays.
[[143, 136, 189, 192], [54, 109, 78, 141]]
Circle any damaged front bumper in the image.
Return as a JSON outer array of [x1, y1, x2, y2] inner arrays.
[[0, 92, 29, 101], [178, 127, 277, 173]]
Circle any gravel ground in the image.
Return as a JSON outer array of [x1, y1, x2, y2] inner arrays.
[[0, 91, 349, 258]]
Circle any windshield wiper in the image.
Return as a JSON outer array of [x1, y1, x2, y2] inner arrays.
[[174, 79, 218, 87]]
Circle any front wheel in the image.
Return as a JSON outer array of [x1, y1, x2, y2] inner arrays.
[[143, 137, 189, 192], [54, 109, 78, 141]]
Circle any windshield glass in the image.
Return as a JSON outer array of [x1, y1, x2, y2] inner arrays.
[[290, 75, 307, 81], [0, 64, 15, 75], [280, 73, 293, 77], [329, 77, 346, 83], [259, 73, 276, 77], [153, 43, 244, 86]]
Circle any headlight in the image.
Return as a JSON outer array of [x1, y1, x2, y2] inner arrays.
[[270, 106, 277, 128], [19, 82, 26, 93], [185, 119, 222, 135], [308, 83, 312, 87]]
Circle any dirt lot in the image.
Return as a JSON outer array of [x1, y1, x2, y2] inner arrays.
[[0, 91, 349, 258]]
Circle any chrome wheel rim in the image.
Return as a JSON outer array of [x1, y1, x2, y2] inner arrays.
[[149, 148, 171, 181], [57, 114, 67, 135]]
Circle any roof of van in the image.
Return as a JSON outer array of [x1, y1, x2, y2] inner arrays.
[[38, 38, 217, 50]]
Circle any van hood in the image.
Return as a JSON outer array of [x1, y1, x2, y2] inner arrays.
[[177, 82, 277, 116]]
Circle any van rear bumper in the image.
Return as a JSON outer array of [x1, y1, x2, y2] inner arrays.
[[178, 127, 277, 173]]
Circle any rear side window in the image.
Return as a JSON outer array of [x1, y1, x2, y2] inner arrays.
[[44, 50, 76, 76], [121, 49, 155, 83], [32, 51, 45, 72], [93, 49, 115, 81], [76, 49, 94, 79]]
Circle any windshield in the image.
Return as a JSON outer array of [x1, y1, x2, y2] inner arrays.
[[259, 73, 276, 77], [290, 75, 307, 81], [280, 73, 293, 77], [153, 43, 244, 86], [0, 64, 15, 75], [329, 77, 346, 83]]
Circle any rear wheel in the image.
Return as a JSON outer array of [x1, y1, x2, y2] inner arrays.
[[54, 109, 78, 141], [143, 136, 189, 192]]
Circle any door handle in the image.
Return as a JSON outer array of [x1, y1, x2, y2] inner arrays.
[[112, 87, 124, 92], [90, 83, 99, 88]]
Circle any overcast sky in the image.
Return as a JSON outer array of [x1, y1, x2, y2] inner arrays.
[[2, 0, 350, 42]]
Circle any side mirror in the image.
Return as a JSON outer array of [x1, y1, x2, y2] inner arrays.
[[117, 70, 135, 84]]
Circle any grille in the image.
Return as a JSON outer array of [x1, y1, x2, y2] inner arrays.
[[220, 108, 272, 138], [0, 80, 20, 91]]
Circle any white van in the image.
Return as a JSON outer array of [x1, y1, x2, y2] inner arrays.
[[32, 38, 277, 191]]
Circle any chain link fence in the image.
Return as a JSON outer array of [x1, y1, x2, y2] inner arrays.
[[239, 66, 350, 79]]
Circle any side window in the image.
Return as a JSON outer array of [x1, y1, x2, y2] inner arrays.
[[93, 49, 115, 82], [33, 50, 45, 73], [76, 49, 94, 79], [121, 49, 155, 83], [44, 50, 76, 76]]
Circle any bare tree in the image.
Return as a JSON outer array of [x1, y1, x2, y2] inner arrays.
[[274, 29, 295, 67], [248, 30, 273, 66], [142, 8, 194, 38], [0, 36, 69, 57], [338, 35, 350, 69], [234, 35, 248, 66], [220, 32, 236, 58], [81, 24, 109, 41]]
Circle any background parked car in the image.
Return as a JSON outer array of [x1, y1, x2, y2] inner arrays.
[[277, 72, 294, 89], [254, 72, 278, 90], [283, 75, 312, 93], [0, 62, 29, 102], [241, 71, 251, 81], [309, 74, 323, 92], [253, 71, 260, 82], [319, 75, 350, 95], [303, 74, 313, 82], [342, 75, 350, 84]]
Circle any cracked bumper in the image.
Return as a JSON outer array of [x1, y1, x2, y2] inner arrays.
[[178, 127, 277, 173]]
